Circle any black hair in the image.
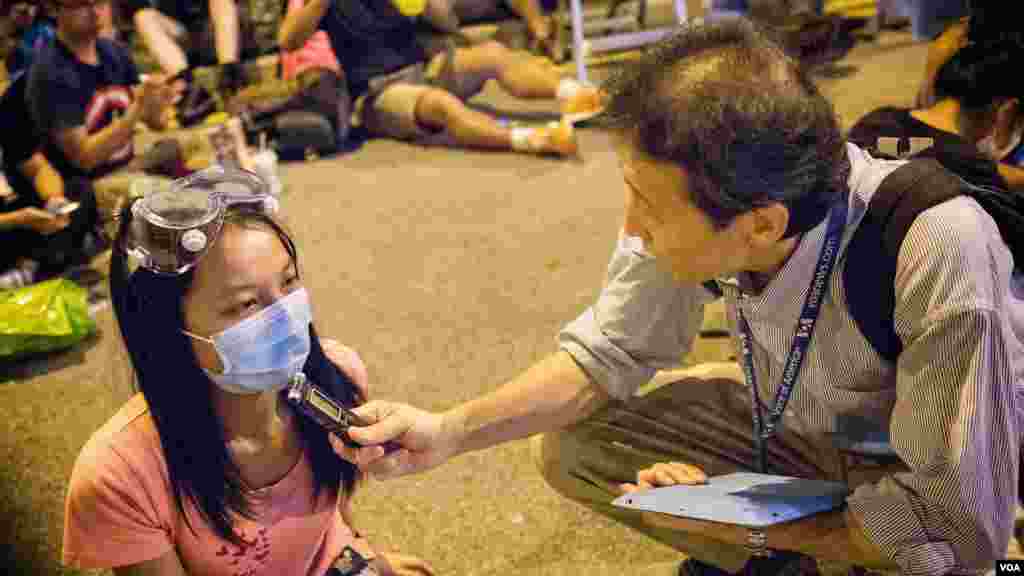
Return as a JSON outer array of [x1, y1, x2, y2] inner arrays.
[[933, 41, 1023, 139], [934, 41, 1022, 109], [966, 1, 1024, 49], [109, 201, 362, 546], [597, 18, 849, 238]]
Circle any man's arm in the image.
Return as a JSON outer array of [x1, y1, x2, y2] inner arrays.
[[208, 0, 240, 65], [447, 351, 609, 455], [449, 232, 711, 455], [19, 152, 64, 201], [845, 198, 1020, 574], [279, 0, 332, 52], [53, 103, 143, 173], [644, 507, 897, 570]]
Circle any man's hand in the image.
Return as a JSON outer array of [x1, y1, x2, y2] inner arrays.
[[328, 401, 456, 479], [619, 461, 708, 494], [18, 207, 70, 235], [134, 75, 177, 128], [373, 553, 436, 576]]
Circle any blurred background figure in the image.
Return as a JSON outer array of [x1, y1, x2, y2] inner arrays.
[[4, 1, 57, 77]]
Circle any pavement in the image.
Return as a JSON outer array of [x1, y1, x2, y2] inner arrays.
[[0, 26, 930, 576]]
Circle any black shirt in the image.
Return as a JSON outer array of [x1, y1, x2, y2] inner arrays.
[[27, 38, 141, 181], [318, 0, 426, 97], [0, 71, 43, 211], [847, 106, 1007, 191], [122, 0, 207, 27]]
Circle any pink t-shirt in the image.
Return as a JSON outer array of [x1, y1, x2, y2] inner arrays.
[[62, 346, 376, 575], [281, 0, 343, 81]]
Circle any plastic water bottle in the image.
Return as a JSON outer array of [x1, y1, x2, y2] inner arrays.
[[250, 148, 283, 198]]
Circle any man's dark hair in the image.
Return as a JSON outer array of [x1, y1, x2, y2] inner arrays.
[[598, 18, 849, 238]]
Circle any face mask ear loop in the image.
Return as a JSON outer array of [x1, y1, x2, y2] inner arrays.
[[181, 329, 215, 344]]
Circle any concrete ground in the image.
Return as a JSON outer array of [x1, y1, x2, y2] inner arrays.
[[0, 25, 929, 576]]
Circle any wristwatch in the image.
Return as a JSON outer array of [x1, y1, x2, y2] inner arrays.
[[746, 529, 772, 557]]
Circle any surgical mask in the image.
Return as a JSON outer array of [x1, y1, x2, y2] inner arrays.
[[977, 125, 1023, 162], [184, 288, 312, 395]]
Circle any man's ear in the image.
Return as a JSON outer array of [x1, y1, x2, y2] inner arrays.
[[738, 202, 790, 248]]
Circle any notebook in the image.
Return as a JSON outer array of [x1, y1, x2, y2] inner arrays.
[[611, 472, 849, 528]]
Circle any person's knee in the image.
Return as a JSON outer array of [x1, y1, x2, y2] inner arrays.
[[531, 430, 588, 501], [414, 88, 463, 130], [475, 40, 510, 64]]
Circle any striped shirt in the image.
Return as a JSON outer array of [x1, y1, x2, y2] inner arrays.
[[558, 143, 1024, 575]]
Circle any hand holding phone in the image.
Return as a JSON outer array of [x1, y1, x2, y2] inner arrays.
[[47, 199, 80, 216]]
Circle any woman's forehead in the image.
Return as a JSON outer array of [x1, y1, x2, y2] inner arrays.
[[195, 225, 293, 289]]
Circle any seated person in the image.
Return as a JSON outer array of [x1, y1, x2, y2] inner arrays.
[[915, 1, 1021, 108], [848, 41, 1024, 192], [279, 0, 605, 158], [27, 0, 223, 217], [4, 1, 57, 77], [0, 70, 102, 286], [62, 170, 434, 576], [125, 0, 253, 96]]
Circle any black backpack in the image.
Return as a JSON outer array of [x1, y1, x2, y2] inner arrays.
[[842, 158, 1024, 503], [843, 158, 1023, 363]]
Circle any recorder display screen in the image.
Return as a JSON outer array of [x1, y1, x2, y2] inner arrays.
[[310, 388, 342, 421]]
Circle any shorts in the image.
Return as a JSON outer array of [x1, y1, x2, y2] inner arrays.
[[353, 41, 490, 141]]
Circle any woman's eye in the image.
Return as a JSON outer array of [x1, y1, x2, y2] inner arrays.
[[234, 300, 259, 315]]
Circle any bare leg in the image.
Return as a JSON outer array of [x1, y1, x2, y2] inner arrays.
[[133, 8, 189, 76], [415, 88, 577, 156], [208, 0, 241, 65], [505, 0, 552, 42], [447, 42, 604, 118]]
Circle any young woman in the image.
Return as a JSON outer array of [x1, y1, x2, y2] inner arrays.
[[61, 169, 434, 576]]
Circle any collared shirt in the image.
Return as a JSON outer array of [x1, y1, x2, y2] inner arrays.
[[559, 143, 1024, 575]]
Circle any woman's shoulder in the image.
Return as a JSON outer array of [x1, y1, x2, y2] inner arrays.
[[70, 394, 169, 496]]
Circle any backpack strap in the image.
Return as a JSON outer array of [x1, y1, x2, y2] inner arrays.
[[843, 158, 964, 363]]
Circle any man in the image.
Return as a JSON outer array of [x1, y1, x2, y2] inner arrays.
[[1, 70, 101, 284], [329, 19, 1023, 576], [4, 1, 57, 77], [124, 0, 248, 94], [849, 40, 1024, 191], [27, 0, 191, 215], [279, 0, 604, 158]]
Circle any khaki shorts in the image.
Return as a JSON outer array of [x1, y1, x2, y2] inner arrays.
[[353, 42, 490, 141]]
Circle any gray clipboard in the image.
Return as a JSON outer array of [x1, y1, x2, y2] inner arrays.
[[611, 472, 849, 528]]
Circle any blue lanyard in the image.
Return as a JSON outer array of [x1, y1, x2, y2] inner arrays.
[[735, 200, 848, 474]]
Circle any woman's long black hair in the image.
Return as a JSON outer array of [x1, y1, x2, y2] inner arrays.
[[108, 200, 362, 545]]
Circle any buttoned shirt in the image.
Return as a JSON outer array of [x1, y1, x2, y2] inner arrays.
[[559, 143, 1024, 575]]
